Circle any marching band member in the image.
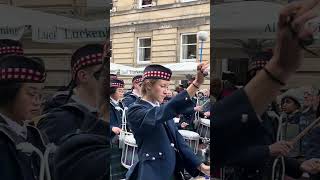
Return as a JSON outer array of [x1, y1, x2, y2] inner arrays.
[[110, 77, 127, 179], [37, 44, 108, 144], [127, 63, 210, 180], [122, 75, 143, 108], [0, 54, 48, 180], [54, 56, 110, 180], [212, 0, 320, 178], [110, 78, 125, 138]]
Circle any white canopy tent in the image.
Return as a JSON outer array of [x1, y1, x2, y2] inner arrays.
[[212, 1, 283, 40], [163, 62, 210, 75], [0, 4, 83, 40], [35, 19, 108, 43], [111, 63, 142, 76], [212, 1, 320, 40], [0, 5, 108, 43]]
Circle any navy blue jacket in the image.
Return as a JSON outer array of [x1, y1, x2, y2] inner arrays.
[[122, 93, 139, 108], [110, 101, 123, 138], [126, 90, 202, 180], [0, 117, 47, 180], [37, 103, 108, 145], [212, 89, 303, 179]]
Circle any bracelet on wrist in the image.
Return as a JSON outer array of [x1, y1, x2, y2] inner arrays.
[[192, 83, 199, 89], [263, 67, 286, 86]]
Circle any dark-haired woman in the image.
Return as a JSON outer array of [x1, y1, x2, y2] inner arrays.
[[0, 55, 48, 180]]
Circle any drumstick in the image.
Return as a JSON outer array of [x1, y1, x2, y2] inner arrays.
[[290, 117, 320, 145], [200, 99, 210, 108]]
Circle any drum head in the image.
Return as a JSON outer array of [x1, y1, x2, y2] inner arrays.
[[178, 130, 200, 139], [124, 134, 137, 146], [200, 118, 210, 127]]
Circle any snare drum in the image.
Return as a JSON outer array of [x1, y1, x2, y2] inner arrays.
[[174, 117, 180, 124], [178, 130, 200, 154], [197, 118, 210, 140], [121, 134, 139, 169]]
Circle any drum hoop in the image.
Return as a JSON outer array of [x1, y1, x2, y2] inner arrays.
[[200, 119, 210, 127], [124, 134, 138, 147], [178, 130, 200, 140]]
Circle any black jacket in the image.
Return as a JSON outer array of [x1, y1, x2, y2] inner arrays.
[[37, 103, 108, 145], [0, 117, 47, 180], [212, 89, 303, 179]]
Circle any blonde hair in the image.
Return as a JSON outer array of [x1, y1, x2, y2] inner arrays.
[[141, 79, 159, 96]]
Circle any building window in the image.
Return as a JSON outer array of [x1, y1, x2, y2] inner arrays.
[[139, 0, 153, 8], [137, 38, 151, 64], [181, 33, 197, 62]]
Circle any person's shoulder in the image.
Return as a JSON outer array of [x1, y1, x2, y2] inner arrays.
[[42, 91, 70, 113], [38, 103, 87, 126]]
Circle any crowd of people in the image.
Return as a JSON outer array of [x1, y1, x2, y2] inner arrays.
[[0, 39, 109, 180], [0, 37, 211, 180], [212, 0, 320, 179], [110, 68, 211, 180]]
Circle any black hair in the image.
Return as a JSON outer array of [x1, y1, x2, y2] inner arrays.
[[0, 82, 22, 107], [110, 87, 116, 95], [0, 55, 45, 107]]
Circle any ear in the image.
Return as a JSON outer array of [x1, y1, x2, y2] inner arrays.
[[76, 69, 89, 83], [146, 81, 153, 91]]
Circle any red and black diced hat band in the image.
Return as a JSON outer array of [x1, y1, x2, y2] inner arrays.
[[0, 67, 46, 82], [0, 46, 23, 55], [110, 74, 117, 79], [71, 53, 103, 77], [143, 64, 172, 81], [248, 60, 268, 71], [111, 78, 124, 88], [132, 75, 143, 83]]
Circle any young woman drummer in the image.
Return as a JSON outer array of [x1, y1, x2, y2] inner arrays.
[[0, 54, 48, 180], [127, 63, 210, 180]]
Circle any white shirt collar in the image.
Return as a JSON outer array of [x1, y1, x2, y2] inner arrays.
[[144, 99, 160, 107], [0, 113, 28, 139], [110, 97, 119, 106], [132, 90, 141, 97]]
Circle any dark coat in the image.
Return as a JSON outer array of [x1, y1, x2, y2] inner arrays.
[[54, 132, 109, 180], [212, 89, 303, 179], [0, 117, 47, 180], [37, 103, 108, 145], [110, 101, 124, 138], [122, 93, 139, 108], [126, 90, 202, 180]]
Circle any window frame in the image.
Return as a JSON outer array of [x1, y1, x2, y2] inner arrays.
[[180, 33, 197, 62], [139, 0, 153, 8], [137, 37, 152, 64]]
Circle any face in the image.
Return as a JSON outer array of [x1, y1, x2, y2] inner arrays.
[[112, 88, 124, 101], [282, 98, 299, 114], [12, 83, 43, 121], [304, 91, 313, 106], [78, 64, 102, 97], [134, 82, 142, 93], [149, 80, 170, 103]]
